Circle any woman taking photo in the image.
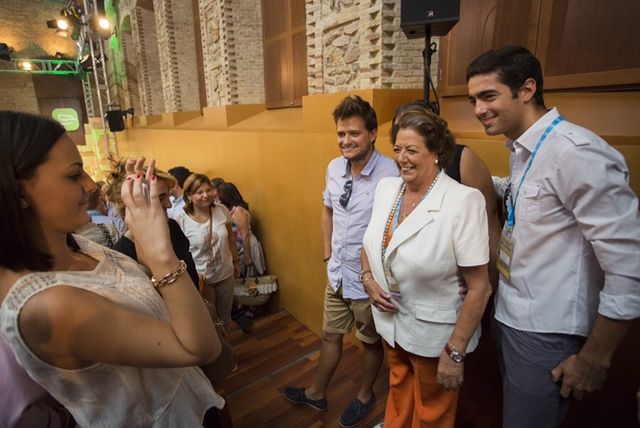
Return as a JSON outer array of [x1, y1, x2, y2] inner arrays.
[[217, 182, 266, 275], [174, 174, 240, 324], [0, 111, 224, 427], [362, 109, 492, 428]]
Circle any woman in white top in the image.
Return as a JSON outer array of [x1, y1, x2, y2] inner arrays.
[[361, 109, 492, 428], [0, 111, 224, 427], [174, 174, 240, 324]]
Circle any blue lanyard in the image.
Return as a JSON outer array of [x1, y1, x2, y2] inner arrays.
[[507, 115, 564, 227]]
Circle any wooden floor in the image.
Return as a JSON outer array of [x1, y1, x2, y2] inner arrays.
[[219, 309, 640, 428], [221, 310, 389, 428]]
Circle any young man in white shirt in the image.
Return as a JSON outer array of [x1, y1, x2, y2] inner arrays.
[[466, 46, 640, 428]]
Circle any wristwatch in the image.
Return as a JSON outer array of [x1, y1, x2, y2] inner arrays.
[[358, 269, 372, 282], [445, 342, 465, 363]]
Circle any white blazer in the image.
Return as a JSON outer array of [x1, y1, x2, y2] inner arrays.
[[362, 174, 489, 357]]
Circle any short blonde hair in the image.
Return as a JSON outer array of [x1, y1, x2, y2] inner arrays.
[[105, 158, 177, 218]]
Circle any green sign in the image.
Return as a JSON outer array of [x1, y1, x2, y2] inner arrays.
[[52, 108, 80, 131]]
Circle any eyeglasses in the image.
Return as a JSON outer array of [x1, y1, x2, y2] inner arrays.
[[339, 179, 353, 208]]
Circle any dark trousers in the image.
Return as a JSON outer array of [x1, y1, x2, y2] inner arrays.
[[492, 319, 585, 428]]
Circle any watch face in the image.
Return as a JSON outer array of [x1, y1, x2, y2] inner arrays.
[[452, 353, 464, 363]]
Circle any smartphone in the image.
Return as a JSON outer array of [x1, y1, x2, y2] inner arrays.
[[141, 182, 151, 204]]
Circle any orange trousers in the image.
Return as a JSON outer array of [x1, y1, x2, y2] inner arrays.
[[384, 342, 459, 428]]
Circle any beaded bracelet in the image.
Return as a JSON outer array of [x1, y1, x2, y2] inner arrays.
[[151, 260, 187, 289]]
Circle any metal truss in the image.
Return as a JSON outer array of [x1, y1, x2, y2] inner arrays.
[[0, 58, 80, 75]]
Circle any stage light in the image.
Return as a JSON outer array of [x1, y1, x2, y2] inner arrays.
[[98, 17, 110, 30], [57, 18, 69, 30], [91, 15, 112, 38], [20, 62, 32, 71], [55, 52, 65, 59]]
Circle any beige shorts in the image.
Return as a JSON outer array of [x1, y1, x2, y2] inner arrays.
[[322, 283, 380, 344]]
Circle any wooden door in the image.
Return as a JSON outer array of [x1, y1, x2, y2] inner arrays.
[[262, 0, 308, 108]]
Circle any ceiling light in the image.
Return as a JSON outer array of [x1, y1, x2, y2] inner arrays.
[[20, 62, 32, 71]]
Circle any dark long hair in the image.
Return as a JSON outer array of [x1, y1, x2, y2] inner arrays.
[[217, 182, 249, 211], [0, 111, 66, 271]]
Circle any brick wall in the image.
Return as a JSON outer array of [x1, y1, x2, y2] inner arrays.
[[132, 6, 165, 115], [0, 74, 40, 114], [153, 0, 201, 112], [0, 0, 78, 60], [198, 0, 264, 106], [119, 22, 142, 114], [232, 0, 265, 104]]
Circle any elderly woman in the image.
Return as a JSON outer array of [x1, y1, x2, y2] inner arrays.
[[361, 109, 492, 428], [174, 174, 240, 324]]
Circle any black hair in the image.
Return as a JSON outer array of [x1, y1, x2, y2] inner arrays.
[[168, 166, 192, 189], [0, 111, 67, 271], [392, 101, 429, 125], [332, 95, 378, 133], [217, 182, 249, 211], [391, 109, 456, 169], [210, 177, 225, 190], [466, 45, 546, 108]]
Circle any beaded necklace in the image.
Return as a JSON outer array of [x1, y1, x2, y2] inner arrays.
[[382, 171, 441, 258]]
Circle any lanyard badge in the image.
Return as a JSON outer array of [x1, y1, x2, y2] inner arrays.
[[497, 115, 564, 280]]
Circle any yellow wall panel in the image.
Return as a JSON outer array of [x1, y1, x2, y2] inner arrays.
[[87, 90, 640, 337]]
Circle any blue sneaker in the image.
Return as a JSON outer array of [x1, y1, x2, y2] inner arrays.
[[339, 395, 376, 427], [282, 387, 327, 411]]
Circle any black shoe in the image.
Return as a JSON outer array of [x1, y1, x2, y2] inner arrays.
[[339, 395, 375, 427], [234, 314, 254, 334], [281, 387, 327, 411]]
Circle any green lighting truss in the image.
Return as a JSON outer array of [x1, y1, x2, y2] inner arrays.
[[0, 58, 81, 75]]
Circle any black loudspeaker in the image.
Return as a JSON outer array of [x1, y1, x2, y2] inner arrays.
[[401, 0, 460, 38], [106, 109, 125, 132]]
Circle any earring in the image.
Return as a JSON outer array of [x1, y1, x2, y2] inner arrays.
[[435, 159, 439, 165], [20, 199, 29, 208]]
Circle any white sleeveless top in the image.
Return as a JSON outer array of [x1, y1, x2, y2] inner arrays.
[[0, 236, 224, 427]]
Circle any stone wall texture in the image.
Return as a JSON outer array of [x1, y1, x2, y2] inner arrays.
[[131, 6, 165, 115], [0, 74, 40, 114], [153, 0, 201, 112], [199, 0, 265, 106], [306, 0, 437, 94], [119, 22, 143, 115]]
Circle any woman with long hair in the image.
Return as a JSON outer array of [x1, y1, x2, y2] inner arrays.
[[0, 111, 224, 427], [217, 182, 266, 275]]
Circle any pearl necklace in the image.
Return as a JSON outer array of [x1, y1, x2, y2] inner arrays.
[[382, 171, 441, 258]]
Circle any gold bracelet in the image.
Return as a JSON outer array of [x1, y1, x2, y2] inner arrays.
[[151, 260, 187, 289]]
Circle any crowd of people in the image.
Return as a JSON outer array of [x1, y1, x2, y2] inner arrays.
[[1, 46, 638, 428]]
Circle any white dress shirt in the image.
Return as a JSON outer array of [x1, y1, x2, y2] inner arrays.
[[495, 108, 640, 336], [363, 174, 489, 357]]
